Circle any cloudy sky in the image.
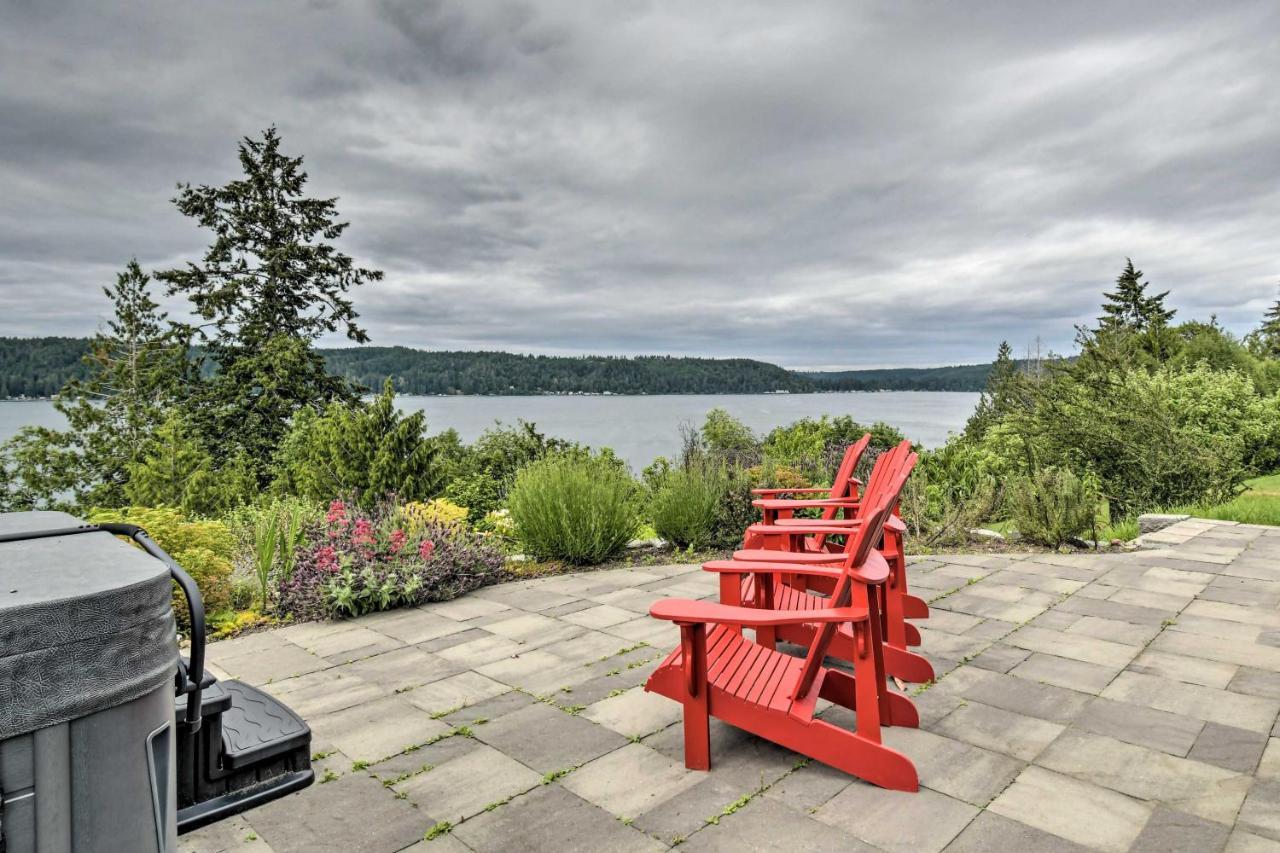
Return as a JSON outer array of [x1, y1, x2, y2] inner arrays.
[[1, 1, 1277, 369]]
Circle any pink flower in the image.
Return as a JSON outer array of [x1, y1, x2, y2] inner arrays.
[[314, 545, 339, 573], [418, 540, 435, 560], [388, 529, 406, 554], [352, 518, 375, 548], [326, 499, 348, 524]]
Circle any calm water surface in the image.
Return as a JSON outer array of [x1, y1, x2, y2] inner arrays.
[[0, 392, 977, 472]]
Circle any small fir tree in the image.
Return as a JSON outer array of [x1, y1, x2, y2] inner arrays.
[[1256, 287, 1280, 358], [0, 261, 191, 509], [125, 410, 216, 511], [273, 380, 442, 506], [964, 341, 1021, 440], [1095, 259, 1176, 361]]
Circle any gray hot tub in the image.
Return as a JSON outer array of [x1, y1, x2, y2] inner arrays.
[[0, 511, 180, 852]]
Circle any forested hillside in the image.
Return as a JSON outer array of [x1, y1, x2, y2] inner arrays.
[[0, 337, 91, 397], [0, 337, 996, 397], [319, 348, 813, 394], [803, 363, 993, 391]]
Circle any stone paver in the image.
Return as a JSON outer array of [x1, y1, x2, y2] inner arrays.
[[989, 766, 1152, 853], [396, 742, 543, 824], [181, 520, 1280, 853], [580, 684, 682, 738], [561, 742, 702, 819], [308, 695, 452, 763], [934, 700, 1064, 761], [472, 702, 629, 772], [452, 784, 665, 852], [814, 782, 979, 853], [248, 771, 428, 853]]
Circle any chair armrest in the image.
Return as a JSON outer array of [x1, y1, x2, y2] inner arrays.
[[752, 498, 861, 510], [701, 559, 844, 580], [746, 523, 864, 537], [749, 487, 830, 496], [766, 514, 903, 534], [650, 598, 866, 627]]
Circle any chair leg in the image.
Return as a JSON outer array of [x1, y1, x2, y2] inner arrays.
[[851, 619, 883, 743], [679, 624, 711, 770], [819, 667, 920, 727]]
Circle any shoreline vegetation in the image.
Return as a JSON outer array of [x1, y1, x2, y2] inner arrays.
[[0, 338, 997, 400]]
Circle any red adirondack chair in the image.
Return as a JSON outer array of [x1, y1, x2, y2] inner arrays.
[[645, 473, 919, 791], [709, 442, 934, 684]]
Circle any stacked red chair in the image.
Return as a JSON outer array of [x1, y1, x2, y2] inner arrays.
[[714, 438, 933, 684], [644, 447, 921, 790]]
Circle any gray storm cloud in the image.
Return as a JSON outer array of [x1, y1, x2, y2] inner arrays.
[[1, 0, 1277, 368]]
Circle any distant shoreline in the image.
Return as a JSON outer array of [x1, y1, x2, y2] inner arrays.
[[0, 338, 997, 397], [1, 388, 985, 403]]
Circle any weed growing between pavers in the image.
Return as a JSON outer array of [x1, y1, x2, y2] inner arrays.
[[392, 725, 476, 762], [425, 821, 452, 840], [590, 642, 650, 666], [381, 765, 432, 787], [319, 768, 339, 783], [429, 704, 462, 719]]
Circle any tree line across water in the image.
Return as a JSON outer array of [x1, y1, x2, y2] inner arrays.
[[0, 339, 1002, 399]]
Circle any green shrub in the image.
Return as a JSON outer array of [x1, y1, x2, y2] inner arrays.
[[707, 464, 777, 549], [443, 470, 506, 523], [762, 415, 905, 482], [441, 421, 576, 522], [224, 496, 321, 609], [993, 362, 1267, 516], [898, 461, 1003, 547], [87, 506, 236, 625], [650, 463, 727, 548], [700, 409, 761, 466], [272, 380, 443, 507], [508, 454, 640, 564], [1008, 467, 1100, 547]]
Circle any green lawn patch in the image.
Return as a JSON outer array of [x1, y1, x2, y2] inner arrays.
[[1175, 472, 1280, 526]]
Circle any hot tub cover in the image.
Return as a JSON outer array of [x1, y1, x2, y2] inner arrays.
[[0, 511, 178, 740]]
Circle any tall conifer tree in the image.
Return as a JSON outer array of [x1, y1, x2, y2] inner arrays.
[[156, 127, 383, 478]]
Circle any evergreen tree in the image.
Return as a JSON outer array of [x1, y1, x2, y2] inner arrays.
[[272, 380, 442, 506], [1094, 259, 1177, 361], [0, 261, 190, 509], [1256, 287, 1280, 358], [125, 411, 214, 510], [156, 127, 383, 476], [964, 341, 1020, 440], [1098, 259, 1176, 333]]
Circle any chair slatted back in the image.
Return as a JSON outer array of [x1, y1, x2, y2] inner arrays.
[[790, 446, 918, 703], [822, 434, 871, 508], [811, 434, 872, 550]]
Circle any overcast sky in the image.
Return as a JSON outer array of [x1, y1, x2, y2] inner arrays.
[[1, 1, 1277, 369]]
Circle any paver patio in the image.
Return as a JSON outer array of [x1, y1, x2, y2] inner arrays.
[[181, 518, 1280, 853]]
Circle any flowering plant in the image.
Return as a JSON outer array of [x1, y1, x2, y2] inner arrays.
[[277, 499, 506, 620]]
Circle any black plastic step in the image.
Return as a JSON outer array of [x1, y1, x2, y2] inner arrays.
[[219, 681, 310, 771], [176, 678, 312, 835]]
